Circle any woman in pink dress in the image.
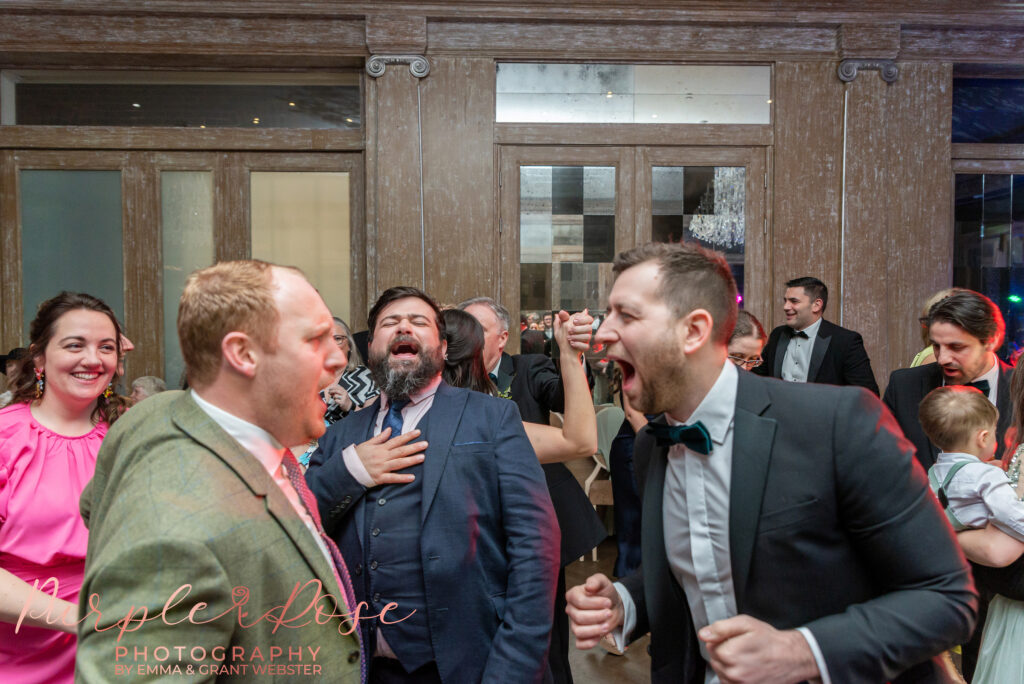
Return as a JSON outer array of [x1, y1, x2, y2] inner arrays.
[[0, 292, 128, 683]]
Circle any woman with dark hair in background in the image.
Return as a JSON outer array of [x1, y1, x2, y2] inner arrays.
[[727, 309, 767, 371], [441, 307, 596, 462], [0, 291, 128, 683]]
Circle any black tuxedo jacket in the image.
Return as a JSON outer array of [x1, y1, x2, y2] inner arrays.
[[883, 359, 1014, 470], [757, 319, 880, 395], [620, 372, 976, 683], [496, 352, 607, 565]]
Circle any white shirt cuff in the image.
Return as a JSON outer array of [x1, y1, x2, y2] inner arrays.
[[342, 443, 376, 488], [611, 582, 636, 651], [796, 627, 832, 684]]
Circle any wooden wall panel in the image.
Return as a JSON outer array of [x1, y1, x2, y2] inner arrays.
[[122, 152, 162, 382], [0, 152, 19, 351], [884, 62, 952, 382], [420, 57, 495, 305], [772, 62, 844, 328], [371, 67, 424, 291], [842, 72, 894, 391]]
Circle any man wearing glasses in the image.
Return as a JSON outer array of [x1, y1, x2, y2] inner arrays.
[[754, 276, 880, 395]]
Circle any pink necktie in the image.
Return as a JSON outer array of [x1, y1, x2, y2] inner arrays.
[[281, 452, 365, 683]]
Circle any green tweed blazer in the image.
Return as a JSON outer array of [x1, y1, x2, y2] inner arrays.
[[76, 391, 362, 683]]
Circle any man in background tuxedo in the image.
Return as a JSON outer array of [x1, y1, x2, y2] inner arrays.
[[756, 276, 879, 395], [885, 289, 1012, 471], [461, 296, 606, 684]]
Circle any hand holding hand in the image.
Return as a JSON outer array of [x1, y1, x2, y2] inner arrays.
[[354, 428, 428, 485], [324, 383, 353, 412], [555, 309, 594, 354], [699, 615, 820, 684], [565, 573, 624, 649]]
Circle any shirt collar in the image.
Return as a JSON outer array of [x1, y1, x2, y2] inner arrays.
[[381, 373, 443, 411], [666, 361, 737, 447], [795, 317, 824, 338], [190, 390, 286, 477]]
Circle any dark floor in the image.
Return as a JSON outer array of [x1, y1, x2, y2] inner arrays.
[[565, 538, 651, 684]]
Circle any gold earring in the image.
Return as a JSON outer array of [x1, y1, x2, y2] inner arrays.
[[34, 368, 45, 398]]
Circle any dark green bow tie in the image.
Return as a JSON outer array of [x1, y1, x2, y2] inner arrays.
[[648, 420, 713, 454]]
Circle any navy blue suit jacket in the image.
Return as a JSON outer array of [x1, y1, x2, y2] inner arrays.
[[305, 381, 559, 684]]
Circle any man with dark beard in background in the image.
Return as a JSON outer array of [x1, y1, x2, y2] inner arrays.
[[306, 286, 559, 684]]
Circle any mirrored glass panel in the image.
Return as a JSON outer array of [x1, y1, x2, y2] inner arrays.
[[520, 165, 615, 324], [953, 78, 1024, 144], [497, 64, 771, 124], [20, 170, 124, 335], [161, 171, 214, 388], [2, 71, 360, 128], [954, 173, 1024, 360], [251, 171, 351, 323], [652, 165, 746, 303]]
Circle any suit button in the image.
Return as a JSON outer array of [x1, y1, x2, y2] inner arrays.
[[354, 564, 362, 575], [342, 495, 352, 504], [372, 528, 381, 537], [377, 497, 387, 506], [373, 592, 381, 603], [348, 651, 359, 664], [370, 560, 379, 570]]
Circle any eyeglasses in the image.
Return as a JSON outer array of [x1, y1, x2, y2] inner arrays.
[[728, 354, 763, 369], [333, 335, 351, 349]]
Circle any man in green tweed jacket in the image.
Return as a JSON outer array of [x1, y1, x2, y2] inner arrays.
[[76, 261, 363, 683]]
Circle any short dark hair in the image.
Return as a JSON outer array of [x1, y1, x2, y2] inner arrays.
[[367, 286, 445, 343], [730, 310, 766, 343], [923, 290, 1005, 348], [919, 385, 998, 452], [613, 241, 737, 345], [785, 276, 828, 313]]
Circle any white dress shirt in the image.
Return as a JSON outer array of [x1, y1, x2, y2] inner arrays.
[[930, 451, 1024, 541], [190, 390, 333, 566], [781, 317, 823, 383], [613, 362, 831, 684]]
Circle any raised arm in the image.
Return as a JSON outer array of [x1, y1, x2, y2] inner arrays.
[[524, 310, 597, 464]]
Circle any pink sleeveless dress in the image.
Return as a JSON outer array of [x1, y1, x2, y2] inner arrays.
[[0, 402, 107, 684]]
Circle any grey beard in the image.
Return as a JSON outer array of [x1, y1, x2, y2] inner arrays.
[[368, 347, 443, 401]]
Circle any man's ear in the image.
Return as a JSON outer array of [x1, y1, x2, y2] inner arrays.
[[497, 328, 509, 353], [221, 332, 258, 378], [984, 335, 1000, 353], [680, 309, 714, 354], [811, 298, 824, 315]]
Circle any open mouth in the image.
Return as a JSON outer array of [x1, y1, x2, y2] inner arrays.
[[390, 336, 420, 359], [613, 358, 636, 390]]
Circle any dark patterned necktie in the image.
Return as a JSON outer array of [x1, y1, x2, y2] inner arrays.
[[281, 452, 365, 684], [383, 398, 409, 437], [647, 420, 714, 454]]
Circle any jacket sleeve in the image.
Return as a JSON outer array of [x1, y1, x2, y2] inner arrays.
[[839, 331, 880, 395], [803, 388, 977, 682], [481, 400, 560, 683], [305, 424, 368, 535]]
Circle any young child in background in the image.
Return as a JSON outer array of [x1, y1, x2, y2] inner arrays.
[[920, 386, 1024, 683]]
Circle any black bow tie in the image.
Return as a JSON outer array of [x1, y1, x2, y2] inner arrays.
[[647, 421, 713, 454], [964, 379, 990, 395], [792, 329, 809, 339]]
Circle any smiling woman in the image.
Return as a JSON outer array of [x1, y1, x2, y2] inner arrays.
[[0, 291, 128, 684]]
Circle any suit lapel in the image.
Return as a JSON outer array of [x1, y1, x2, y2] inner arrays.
[[997, 360, 1014, 448], [170, 394, 342, 603], [353, 397, 383, 537], [496, 353, 516, 396], [729, 373, 777, 609], [772, 329, 790, 377], [808, 321, 832, 383], [640, 423, 671, 606], [922, 364, 944, 463], [420, 383, 464, 525]]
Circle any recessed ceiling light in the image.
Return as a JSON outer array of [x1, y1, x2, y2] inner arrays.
[[252, 117, 260, 124], [766, 98, 773, 104], [288, 102, 296, 107], [199, 124, 206, 129], [345, 118, 353, 123], [132, 103, 141, 108]]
